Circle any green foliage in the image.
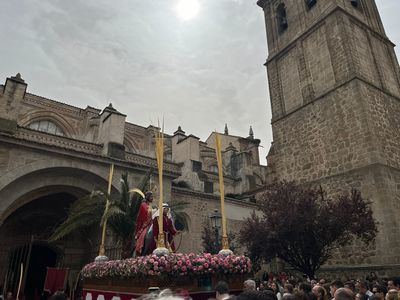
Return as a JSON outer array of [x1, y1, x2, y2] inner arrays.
[[49, 170, 152, 258]]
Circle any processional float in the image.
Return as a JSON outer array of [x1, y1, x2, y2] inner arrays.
[[82, 126, 252, 300]]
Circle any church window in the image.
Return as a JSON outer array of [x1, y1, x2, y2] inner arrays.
[[306, 0, 317, 9], [28, 120, 65, 136], [276, 3, 288, 33]]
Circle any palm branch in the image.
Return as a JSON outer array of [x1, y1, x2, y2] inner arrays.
[[49, 170, 152, 251]]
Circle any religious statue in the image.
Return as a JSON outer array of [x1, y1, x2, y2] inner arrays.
[[149, 203, 178, 253], [134, 191, 154, 256]]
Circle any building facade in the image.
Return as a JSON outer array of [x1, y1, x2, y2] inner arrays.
[[257, 0, 400, 275], [0, 74, 267, 296]]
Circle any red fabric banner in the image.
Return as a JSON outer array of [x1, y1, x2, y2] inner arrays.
[[44, 268, 69, 295]]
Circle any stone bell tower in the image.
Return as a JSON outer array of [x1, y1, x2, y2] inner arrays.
[[257, 0, 400, 273]]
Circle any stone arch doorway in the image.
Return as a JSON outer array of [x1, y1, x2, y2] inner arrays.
[[0, 190, 90, 298]]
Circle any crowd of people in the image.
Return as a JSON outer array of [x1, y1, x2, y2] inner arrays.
[[130, 274, 400, 300], [225, 275, 400, 300], [2, 269, 399, 300]]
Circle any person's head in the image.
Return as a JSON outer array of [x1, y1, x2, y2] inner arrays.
[[356, 281, 370, 294], [312, 286, 327, 300], [330, 280, 344, 297], [386, 290, 399, 300], [319, 279, 326, 285], [270, 282, 279, 293], [216, 281, 230, 300], [244, 280, 256, 291], [162, 203, 170, 216], [284, 284, 294, 294], [145, 191, 154, 203], [372, 285, 387, 300], [334, 288, 354, 300], [388, 279, 400, 291]]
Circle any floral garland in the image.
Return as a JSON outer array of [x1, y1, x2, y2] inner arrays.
[[82, 253, 251, 279]]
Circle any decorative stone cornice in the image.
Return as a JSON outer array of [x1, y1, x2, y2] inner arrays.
[[0, 127, 181, 176]]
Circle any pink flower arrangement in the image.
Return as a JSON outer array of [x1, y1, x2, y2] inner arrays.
[[82, 253, 251, 279]]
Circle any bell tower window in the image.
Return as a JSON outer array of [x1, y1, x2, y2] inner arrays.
[[276, 3, 288, 33]]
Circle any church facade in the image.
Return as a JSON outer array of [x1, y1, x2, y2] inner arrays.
[[257, 0, 400, 275], [0, 74, 267, 294]]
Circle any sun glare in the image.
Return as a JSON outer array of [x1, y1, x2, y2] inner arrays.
[[176, 0, 200, 21]]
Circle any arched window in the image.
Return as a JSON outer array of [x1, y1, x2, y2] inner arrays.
[[276, 3, 288, 33], [28, 120, 65, 136]]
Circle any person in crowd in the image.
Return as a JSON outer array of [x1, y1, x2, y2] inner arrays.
[[388, 279, 400, 292], [244, 280, 256, 292], [334, 288, 354, 300], [283, 284, 294, 296], [330, 281, 344, 300], [386, 290, 399, 300], [344, 281, 356, 293], [372, 285, 388, 300], [356, 293, 368, 300], [259, 282, 266, 291], [216, 281, 230, 300], [270, 282, 282, 300], [298, 282, 316, 300], [312, 285, 329, 300], [319, 280, 327, 286], [367, 273, 378, 284], [135, 191, 154, 256], [356, 280, 373, 299]]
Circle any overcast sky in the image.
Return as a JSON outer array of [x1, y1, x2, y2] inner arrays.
[[1, 0, 399, 164]]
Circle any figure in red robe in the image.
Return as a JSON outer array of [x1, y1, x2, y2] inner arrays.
[[149, 203, 178, 253], [134, 191, 153, 256]]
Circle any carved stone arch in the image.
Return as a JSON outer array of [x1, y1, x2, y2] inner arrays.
[[19, 110, 77, 137], [124, 135, 140, 153], [0, 165, 119, 224]]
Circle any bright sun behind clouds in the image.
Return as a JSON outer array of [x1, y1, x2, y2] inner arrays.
[[176, 0, 200, 21]]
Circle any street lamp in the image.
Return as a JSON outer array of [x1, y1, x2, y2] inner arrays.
[[209, 209, 222, 252]]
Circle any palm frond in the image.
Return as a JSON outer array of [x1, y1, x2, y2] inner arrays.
[[100, 205, 125, 227]]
